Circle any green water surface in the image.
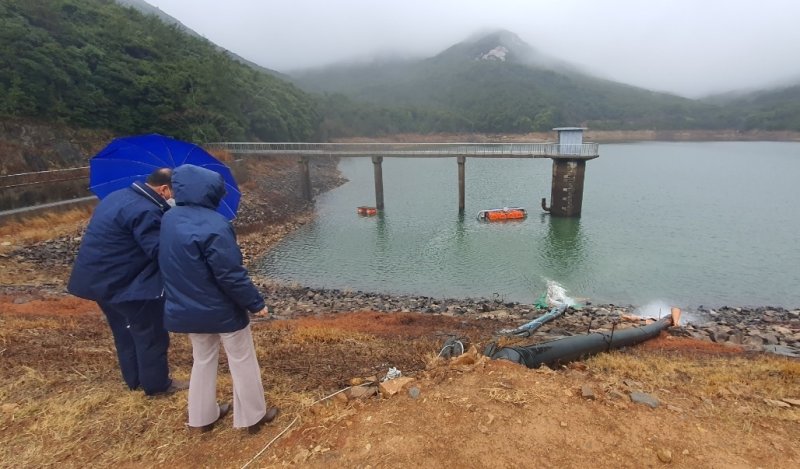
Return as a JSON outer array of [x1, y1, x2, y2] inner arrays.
[[257, 142, 800, 308]]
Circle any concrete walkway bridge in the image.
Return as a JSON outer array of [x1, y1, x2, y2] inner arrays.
[[209, 128, 599, 217]]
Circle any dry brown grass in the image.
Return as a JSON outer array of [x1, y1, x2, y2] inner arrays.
[[2, 301, 798, 468], [0, 206, 92, 245], [0, 307, 458, 467], [0, 309, 194, 466], [586, 347, 800, 424]]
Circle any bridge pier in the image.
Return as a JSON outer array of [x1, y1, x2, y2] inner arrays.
[[457, 155, 466, 214], [298, 157, 312, 201], [372, 156, 384, 211], [542, 159, 586, 217], [541, 127, 593, 217]]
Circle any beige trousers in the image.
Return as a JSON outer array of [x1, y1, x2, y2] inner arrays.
[[187, 324, 267, 428]]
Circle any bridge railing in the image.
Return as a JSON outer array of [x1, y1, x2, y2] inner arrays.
[[206, 142, 599, 158], [0, 166, 89, 189]]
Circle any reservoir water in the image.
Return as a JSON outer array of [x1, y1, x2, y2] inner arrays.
[[257, 142, 800, 308]]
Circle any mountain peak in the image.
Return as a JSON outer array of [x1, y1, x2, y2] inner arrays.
[[434, 29, 567, 70], [468, 29, 527, 47], [455, 29, 533, 63]]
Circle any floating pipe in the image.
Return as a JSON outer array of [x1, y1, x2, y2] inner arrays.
[[485, 310, 680, 369], [498, 304, 568, 336]]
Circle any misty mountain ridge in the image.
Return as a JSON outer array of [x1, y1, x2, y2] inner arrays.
[[431, 29, 582, 74], [292, 29, 714, 132], [295, 29, 580, 77], [3, 1, 798, 142], [292, 29, 800, 132]]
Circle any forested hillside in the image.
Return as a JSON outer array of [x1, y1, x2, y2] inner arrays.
[[0, 0, 319, 142], [1, 2, 798, 143], [706, 85, 800, 131], [295, 31, 800, 134], [294, 31, 720, 133], [114, 0, 289, 79]]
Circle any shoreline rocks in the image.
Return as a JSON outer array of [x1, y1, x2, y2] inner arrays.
[[250, 280, 800, 357], [1, 275, 798, 357]]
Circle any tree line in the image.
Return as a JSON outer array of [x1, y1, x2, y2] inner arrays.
[[1, 0, 798, 141], [0, 0, 319, 142]]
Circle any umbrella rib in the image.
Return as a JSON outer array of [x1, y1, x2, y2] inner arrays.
[[125, 140, 174, 168], [181, 146, 205, 166], [218, 199, 237, 220], [223, 182, 241, 195], [162, 137, 177, 167]]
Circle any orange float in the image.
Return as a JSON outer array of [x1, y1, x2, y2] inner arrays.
[[477, 207, 527, 222], [357, 206, 378, 216]]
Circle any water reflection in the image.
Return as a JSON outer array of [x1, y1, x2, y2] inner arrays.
[[454, 212, 466, 248], [540, 216, 585, 275], [374, 212, 387, 255]]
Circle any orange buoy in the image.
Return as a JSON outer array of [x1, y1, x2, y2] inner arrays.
[[357, 206, 378, 216], [478, 207, 527, 222]]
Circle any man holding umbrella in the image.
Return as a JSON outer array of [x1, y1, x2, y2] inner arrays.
[[68, 168, 187, 396], [70, 133, 241, 396]]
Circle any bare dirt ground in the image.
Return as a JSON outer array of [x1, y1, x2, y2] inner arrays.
[[1, 157, 799, 468]]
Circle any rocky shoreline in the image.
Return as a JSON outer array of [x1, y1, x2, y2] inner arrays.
[[245, 280, 800, 357], [4, 275, 798, 357]]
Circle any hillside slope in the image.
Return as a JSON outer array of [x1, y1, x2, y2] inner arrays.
[[0, 0, 318, 142], [705, 84, 800, 130], [114, 0, 289, 79], [293, 30, 719, 132]]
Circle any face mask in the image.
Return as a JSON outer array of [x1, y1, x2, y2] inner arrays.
[[166, 198, 176, 207]]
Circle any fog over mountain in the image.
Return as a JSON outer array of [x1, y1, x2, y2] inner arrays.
[[145, 0, 800, 98]]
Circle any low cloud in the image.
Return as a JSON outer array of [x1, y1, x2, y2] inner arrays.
[[148, 0, 800, 97]]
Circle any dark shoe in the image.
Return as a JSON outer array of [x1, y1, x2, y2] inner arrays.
[[247, 407, 279, 435], [164, 378, 190, 394], [187, 402, 231, 434], [149, 378, 189, 396]]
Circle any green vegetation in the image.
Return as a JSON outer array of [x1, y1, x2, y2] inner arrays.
[[722, 85, 800, 131], [295, 32, 800, 135], [294, 49, 722, 134], [0, 0, 319, 142], [315, 93, 472, 139], [1, 4, 798, 141]]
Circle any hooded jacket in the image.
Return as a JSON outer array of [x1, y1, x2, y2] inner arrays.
[[159, 164, 264, 334], [68, 181, 170, 303]]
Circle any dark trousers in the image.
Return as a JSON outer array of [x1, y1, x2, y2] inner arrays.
[[98, 298, 171, 395]]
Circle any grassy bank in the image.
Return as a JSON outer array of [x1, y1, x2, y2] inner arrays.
[[1, 294, 798, 467]]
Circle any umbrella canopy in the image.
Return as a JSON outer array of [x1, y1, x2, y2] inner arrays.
[[89, 134, 240, 220]]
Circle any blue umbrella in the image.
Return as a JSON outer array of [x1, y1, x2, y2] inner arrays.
[[89, 134, 241, 220]]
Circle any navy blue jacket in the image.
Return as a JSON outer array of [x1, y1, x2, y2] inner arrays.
[[68, 182, 170, 303], [159, 164, 264, 334]]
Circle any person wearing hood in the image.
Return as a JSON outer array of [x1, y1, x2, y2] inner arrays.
[[68, 168, 187, 396], [159, 164, 278, 433]]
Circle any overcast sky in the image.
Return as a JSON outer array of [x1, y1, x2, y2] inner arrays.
[[147, 0, 800, 98]]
